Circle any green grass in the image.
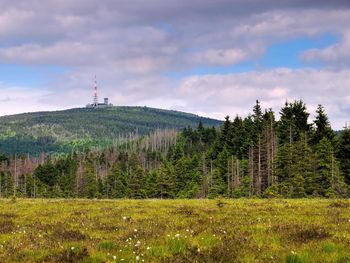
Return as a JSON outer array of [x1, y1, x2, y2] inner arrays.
[[0, 199, 350, 262]]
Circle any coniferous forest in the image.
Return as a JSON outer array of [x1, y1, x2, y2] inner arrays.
[[1, 100, 350, 199]]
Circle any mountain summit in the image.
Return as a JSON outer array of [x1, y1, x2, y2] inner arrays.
[[0, 106, 222, 155]]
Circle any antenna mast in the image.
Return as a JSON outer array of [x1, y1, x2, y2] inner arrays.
[[93, 76, 98, 106]]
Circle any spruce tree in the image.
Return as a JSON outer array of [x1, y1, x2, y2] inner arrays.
[[337, 127, 350, 184], [106, 162, 127, 198], [278, 100, 311, 144], [312, 104, 334, 145], [157, 163, 175, 199], [82, 160, 98, 198], [128, 166, 145, 199], [314, 138, 334, 196]]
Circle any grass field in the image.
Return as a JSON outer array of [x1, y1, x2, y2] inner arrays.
[[0, 199, 350, 262]]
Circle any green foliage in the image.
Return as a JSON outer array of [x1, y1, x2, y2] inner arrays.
[[0, 99, 349, 199], [312, 104, 335, 145], [337, 128, 350, 184], [0, 106, 222, 156], [278, 100, 311, 144]]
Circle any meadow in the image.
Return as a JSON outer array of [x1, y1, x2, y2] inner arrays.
[[0, 199, 350, 263]]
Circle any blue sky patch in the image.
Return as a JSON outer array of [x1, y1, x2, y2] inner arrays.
[[0, 64, 69, 87], [165, 33, 338, 79]]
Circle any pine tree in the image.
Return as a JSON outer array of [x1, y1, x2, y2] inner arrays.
[[174, 156, 201, 198], [337, 127, 350, 184], [278, 100, 311, 144], [144, 171, 159, 198], [314, 138, 334, 196], [157, 163, 175, 199], [106, 162, 127, 198], [289, 138, 312, 197], [252, 100, 263, 136], [82, 160, 98, 198], [128, 165, 145, 199], [312, 104, 334, 145], [208, 168, 226, 198]]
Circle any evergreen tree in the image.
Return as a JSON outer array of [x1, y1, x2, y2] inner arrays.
[[157, 163, 175, 199], [82, 160, 98, 198], [314, 138, 334, 197], [289, 138, 312, 197], [252, 100, 263, 136], [174, 156, 201, 198], [128, 165, 145, 199], [106, 162, 127, 198], [208, 168, 226, 198], [144, 171, 159, 198], [337, 127, 350, 184], [278, 100, 311, 144], [312, 104, 334, 145]]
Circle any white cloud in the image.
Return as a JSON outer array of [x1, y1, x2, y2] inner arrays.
[[301, 30, 350, 67], [176, 68, 350, 129], [0, 86, 59, 115], [190, 48, 247, 66], [0, 0, 350, 130]]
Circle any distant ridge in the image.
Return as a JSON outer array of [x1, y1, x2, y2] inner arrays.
[[0, 106, 222, 155]]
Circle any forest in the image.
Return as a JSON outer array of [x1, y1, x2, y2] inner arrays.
[[0, 100, 350, 199], [0, 106, 221, 155]]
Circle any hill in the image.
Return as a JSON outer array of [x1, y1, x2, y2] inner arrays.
[[0, 106, 222, 155]]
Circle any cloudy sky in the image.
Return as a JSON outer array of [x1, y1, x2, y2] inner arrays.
[[1, 0, 350, 128]]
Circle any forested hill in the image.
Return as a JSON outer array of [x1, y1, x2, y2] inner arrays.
[[1, 100, 350, 199], [0, 106, 222, 155]]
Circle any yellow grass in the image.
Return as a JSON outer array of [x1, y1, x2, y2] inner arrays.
[[0, 199, 350, 262]]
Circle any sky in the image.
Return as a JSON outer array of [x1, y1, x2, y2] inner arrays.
[[1, 0, 350, 129]]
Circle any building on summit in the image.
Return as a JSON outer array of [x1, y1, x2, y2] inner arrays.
[[86, 78, 113, 108]]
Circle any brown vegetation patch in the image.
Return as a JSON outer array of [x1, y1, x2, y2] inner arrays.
[[51, 224, 87, 241], [0, 220, 15, 234], [172, 206, 199, 217], [99, 207, 113, 213], [291, 226, 331, 242], [165, 235, 251, 263], [0, 213, 17, 219], [329, 201, 350, 208], [273, 223, 331, 243], [71, 210, 88, 217], [94, 223, 119, 232], [45, 247, 89, 263]]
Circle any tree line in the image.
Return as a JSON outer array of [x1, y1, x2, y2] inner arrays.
[[1, 100, 350, 199]]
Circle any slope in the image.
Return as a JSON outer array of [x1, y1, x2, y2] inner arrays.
[[0, 106, 222, 155]]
